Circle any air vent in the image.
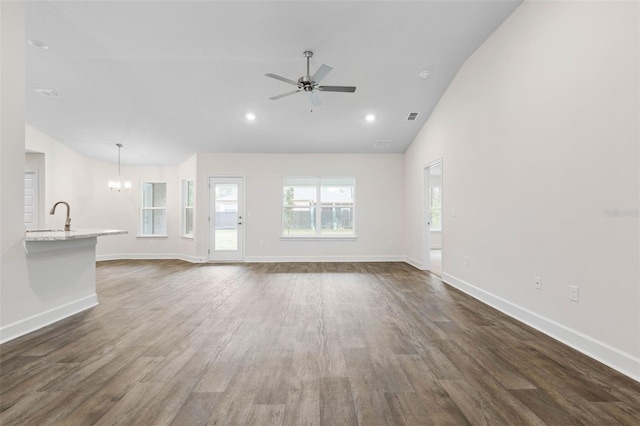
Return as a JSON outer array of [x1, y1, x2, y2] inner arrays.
[[407, 112, 419, 121], [373, 140, 391, 149], [34, 88, 61, 97]]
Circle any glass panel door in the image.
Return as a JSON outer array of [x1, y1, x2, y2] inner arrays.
[[209, 177, 244, 261]]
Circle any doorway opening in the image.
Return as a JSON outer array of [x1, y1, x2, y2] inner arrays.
[[208, 176, 245, 262], [24, 170, 38, 229], [423, 160, 443, 276]]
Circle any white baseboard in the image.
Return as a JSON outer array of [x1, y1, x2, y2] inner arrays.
[[98, 253, 404, 264], [404, 256, 424, 270], [0, 294, 98, 344], [442, 273, 640, 382], [96, 253, 207, 263], [244, 255, 405, 263]]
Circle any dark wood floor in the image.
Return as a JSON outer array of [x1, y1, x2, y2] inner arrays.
[[1, 261, 639, 425]]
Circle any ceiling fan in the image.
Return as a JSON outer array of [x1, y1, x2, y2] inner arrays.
[[265, 51, 356, 107]]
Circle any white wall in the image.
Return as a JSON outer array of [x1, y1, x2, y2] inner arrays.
[[177, 154, 198, 260], [196, 153, 405, 262], [405, 0, 639, 379], [1, 1, 30, 339]]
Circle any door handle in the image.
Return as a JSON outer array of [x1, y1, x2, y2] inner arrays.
[[237, 222, 242, 225]]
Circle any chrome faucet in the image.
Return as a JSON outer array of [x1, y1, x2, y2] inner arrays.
[[49, 201, 71, 231]]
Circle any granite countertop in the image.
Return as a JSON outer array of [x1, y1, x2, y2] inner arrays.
[[24, 228, 127, 242]]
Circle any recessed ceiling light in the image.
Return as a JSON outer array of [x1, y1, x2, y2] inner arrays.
[[419, 70, 431, 79], [28, 39, 49, 50], [246, 113, 256, 121], [365, 114, 375, 122]]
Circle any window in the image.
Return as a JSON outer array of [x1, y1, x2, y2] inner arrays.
[[140, 182, 167, 236], [430, 186, 441, 231], [283, 176, 355, 237], [182, 179, 194, 237]]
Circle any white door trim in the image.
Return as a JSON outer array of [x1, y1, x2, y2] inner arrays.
[[208, 176, 245, 262], [422, 158, 443, 272]]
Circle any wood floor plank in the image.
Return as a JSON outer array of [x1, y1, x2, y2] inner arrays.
[[1, 260, 639, 425], [319, 377, 358, 426], [283, 382, 320, 426], [15, 345, 150, 425], [60, 356, 164, 425], [434, 340, 546, 425], [169, 392, 221, 426], [395, 354, 470, 424], [93, 382, 164, 426], [385, 390, 472, 426], [0, 361, 75, 411], [343, 348, 396, 425], [591, 401, 640, 425], [0, 390, 63, 425], [245, 404, 286, 426], [438, 379, 508, 425], [509, 389, 584, 425]]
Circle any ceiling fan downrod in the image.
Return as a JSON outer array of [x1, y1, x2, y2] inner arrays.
[[304, 50, 313, 78]]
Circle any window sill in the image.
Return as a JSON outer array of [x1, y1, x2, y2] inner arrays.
[[280, 236, 357, 241], [180, 235, 194, 240], [136, 235, 169, 239]]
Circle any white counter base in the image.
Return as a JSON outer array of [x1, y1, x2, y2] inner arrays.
[[0, 229, 126, 344]]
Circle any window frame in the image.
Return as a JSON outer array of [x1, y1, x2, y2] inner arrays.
[[281, 176, 356, 240], [181, 179, 195, 238], [139, 181, 168, 238]]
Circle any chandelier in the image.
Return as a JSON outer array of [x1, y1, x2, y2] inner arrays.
[[108, 143, 131, 191]]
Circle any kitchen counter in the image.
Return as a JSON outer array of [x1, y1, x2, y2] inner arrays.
[[9, 228, 128, 342], [24, 228, 127, 241]]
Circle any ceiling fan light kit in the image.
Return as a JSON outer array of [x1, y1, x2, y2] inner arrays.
[[265, 51, 356, 107]]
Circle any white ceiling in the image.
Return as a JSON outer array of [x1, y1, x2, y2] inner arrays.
[[26, 1, 522, 166]]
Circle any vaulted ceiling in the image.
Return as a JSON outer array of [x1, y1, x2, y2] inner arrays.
[[26, 1, 522, 166]]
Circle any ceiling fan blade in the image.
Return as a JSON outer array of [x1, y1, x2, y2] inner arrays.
[[269, 90, 301, 100], [311, 64, 333, 84], [317, 85, 356, 93], [308, 91, 322, 107], [265, 73, 299, 86]]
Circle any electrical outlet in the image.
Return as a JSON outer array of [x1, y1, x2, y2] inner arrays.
[[259, 240, 264, 247], [388, 240, 393, 246], [464, 256, 469, 267], [569, 285, 579, 302], [451, 209, 457, 218], [535, 276, 542, 290]]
